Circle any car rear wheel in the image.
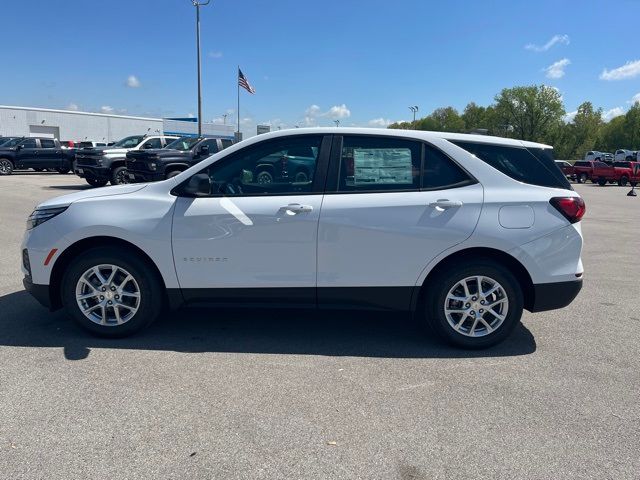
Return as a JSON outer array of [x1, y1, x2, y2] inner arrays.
[[61, 247, 163, 337], [0, 158, 14, 175], [578, 173, 587, 183], [56, 168, 70, 174], [166, 170, 182, 179], [111, 166, 130, 185], [597, 178, 607, 186], [86, 178, 108, 187], [619, 176, 629, 187], [424, 260, 523, 349]]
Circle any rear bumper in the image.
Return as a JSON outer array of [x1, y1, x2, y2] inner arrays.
[[529, 279, 582, 312], [23, 276, 52, 309]]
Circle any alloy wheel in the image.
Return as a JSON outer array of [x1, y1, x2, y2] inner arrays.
[[0, 159, 12, 174], [443, 275, 509, 337], [75, 264, 141, 326]]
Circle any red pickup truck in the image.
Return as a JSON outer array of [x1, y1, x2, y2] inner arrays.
[[592, 161, 640, 186]]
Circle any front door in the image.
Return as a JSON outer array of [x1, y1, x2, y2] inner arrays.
[[172, 134, 330, 306], [317, 135, 483, 310], [38, 138, 62, 168], [15, 138, 39, 169]]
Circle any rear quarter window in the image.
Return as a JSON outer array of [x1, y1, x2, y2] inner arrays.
[[451, 141, 571, 190]]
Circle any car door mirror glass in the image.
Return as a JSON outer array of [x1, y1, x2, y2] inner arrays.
[[199, 145, 209, 156], [183, 173, 211, 196]]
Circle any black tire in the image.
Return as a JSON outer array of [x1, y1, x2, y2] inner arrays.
[[0, 158, 14, 175], [597, 178, 607, 186], [626, 156, 633, 161], [111, 166, 130, 185], [56, 168, 70, 174], [256, 169, 273, 184], [86, 178, 108, 187], [632, 182, 638, 187], [61, 247, 163, 337], [165, 169, 182, 179], [33, 168, 44, 172], [578, 173, 587, 184], [423, 259, 524, 349], [619, 176, 629, 187]]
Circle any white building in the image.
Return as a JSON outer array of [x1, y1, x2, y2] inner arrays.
[[0, 105, 234, 142]]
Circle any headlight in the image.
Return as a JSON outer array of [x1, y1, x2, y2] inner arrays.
[[149, 162, 157, 171], [26, 207, 68, 230]]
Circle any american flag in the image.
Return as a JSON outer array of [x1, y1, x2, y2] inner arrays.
[[238, 69, 255, 94]]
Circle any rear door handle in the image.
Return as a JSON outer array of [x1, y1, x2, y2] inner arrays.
[[428, 199, 463, 209], [280, 203, 313, 214]]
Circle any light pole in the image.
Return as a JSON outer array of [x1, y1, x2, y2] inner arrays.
[[222, 113, 228, 125], [334, 120, 340, 127], [192, 0, 211, 136], [409, 105, 419, 124]]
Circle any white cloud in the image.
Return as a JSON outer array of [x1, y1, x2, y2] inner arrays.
[[628, 93, 640, 105], [325, 104, 351, 120], [66, 103, 79, 111], [126, 75, 141, 88], [564, 110, 578, 122], [525, 34, 570, 52], [600, 60, 640, 80], [208, 51, 223, 59], [603, 107, 624, 122], [544, 58, 570, 79], [368, 118, 392, 127], [100, 106, 114, 114]]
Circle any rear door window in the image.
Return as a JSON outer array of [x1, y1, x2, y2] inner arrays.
[[338, 136, 421, 192], [451, 141, 571, 189], [422, 145, 474, 189], [40, 139, 56, 149]]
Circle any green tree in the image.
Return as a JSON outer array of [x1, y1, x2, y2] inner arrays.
[[494, 85, 565, 142]]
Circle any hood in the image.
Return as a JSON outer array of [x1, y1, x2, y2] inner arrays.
[[128, 149, 190, 160], [37, 184, 148, 209]]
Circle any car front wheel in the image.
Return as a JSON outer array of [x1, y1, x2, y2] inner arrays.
[[578, 173, 587, 183], [424, 260, 523, 348], [61, 247, 163, 337], [111, 166, 130, 185]]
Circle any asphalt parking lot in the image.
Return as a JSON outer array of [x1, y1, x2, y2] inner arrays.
[[0, 172, 638, 479]]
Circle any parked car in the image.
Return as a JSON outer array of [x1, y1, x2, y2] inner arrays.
[[614, 149, 637, 162], [74, 135, 179, 187], [584, 151, 613, 164], [77, 141, 107, 148], [573, 160, 598, 183], [591, 160, 640, 186], [0, 137, 75, 175], [555, 160, 576, 181], [60, 141, 76, 149], [21, 128, 584, 348], [126, 136, 233, 183]]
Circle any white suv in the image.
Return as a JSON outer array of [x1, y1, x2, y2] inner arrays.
[[21, 128, 585, 348]]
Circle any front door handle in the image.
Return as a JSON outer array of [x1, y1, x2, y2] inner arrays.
[[428, 199, 463, 210], [280, 203, 313, 214]]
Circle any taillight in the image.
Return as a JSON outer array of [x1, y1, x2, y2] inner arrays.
[[550, 197, 586, 223], [281, 155, 289, 178]]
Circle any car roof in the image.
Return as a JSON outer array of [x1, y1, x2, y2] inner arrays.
[[251, 127, 553, 149]]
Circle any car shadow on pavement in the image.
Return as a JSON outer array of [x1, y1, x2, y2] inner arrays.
[[0, 290, 536, 360], [47, 184, 93, 191]]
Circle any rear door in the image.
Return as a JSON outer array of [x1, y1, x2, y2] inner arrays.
[[38, 138, 61, 168], [317, 135, 483, 310]]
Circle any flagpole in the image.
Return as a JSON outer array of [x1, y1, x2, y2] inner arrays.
[[237, 66, 240, 140]]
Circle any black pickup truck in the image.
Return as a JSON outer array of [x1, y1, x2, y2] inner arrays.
[[126, 136, 233, 182], [0, 137, 75, 176]]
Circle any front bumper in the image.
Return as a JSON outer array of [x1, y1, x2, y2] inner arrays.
[[127, 170, 163, 183], [23, 276, 52, 309], [75, 165, 111, 181], [529, 279, 583, 312]]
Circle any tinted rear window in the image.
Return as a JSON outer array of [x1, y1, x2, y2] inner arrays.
[[574, 161, 588, 167], [614, 162, 631, 168], [451, 141, 571, 190]]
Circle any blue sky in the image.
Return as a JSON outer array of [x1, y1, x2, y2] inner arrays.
[[1, 0, 639, 135]]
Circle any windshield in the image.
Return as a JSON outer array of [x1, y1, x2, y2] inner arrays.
[[1, 138, 23, 148], [112, 135, 145, 148], [165, 136, 201, 151]]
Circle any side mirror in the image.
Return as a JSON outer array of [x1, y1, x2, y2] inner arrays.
[[199, 145, 210, 156], [144, 143, 154, 149], [183, 173, 211, 196], [15, 145, 22, 151]]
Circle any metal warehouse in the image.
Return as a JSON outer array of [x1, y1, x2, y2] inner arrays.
[[0, 105, 234, 142]]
